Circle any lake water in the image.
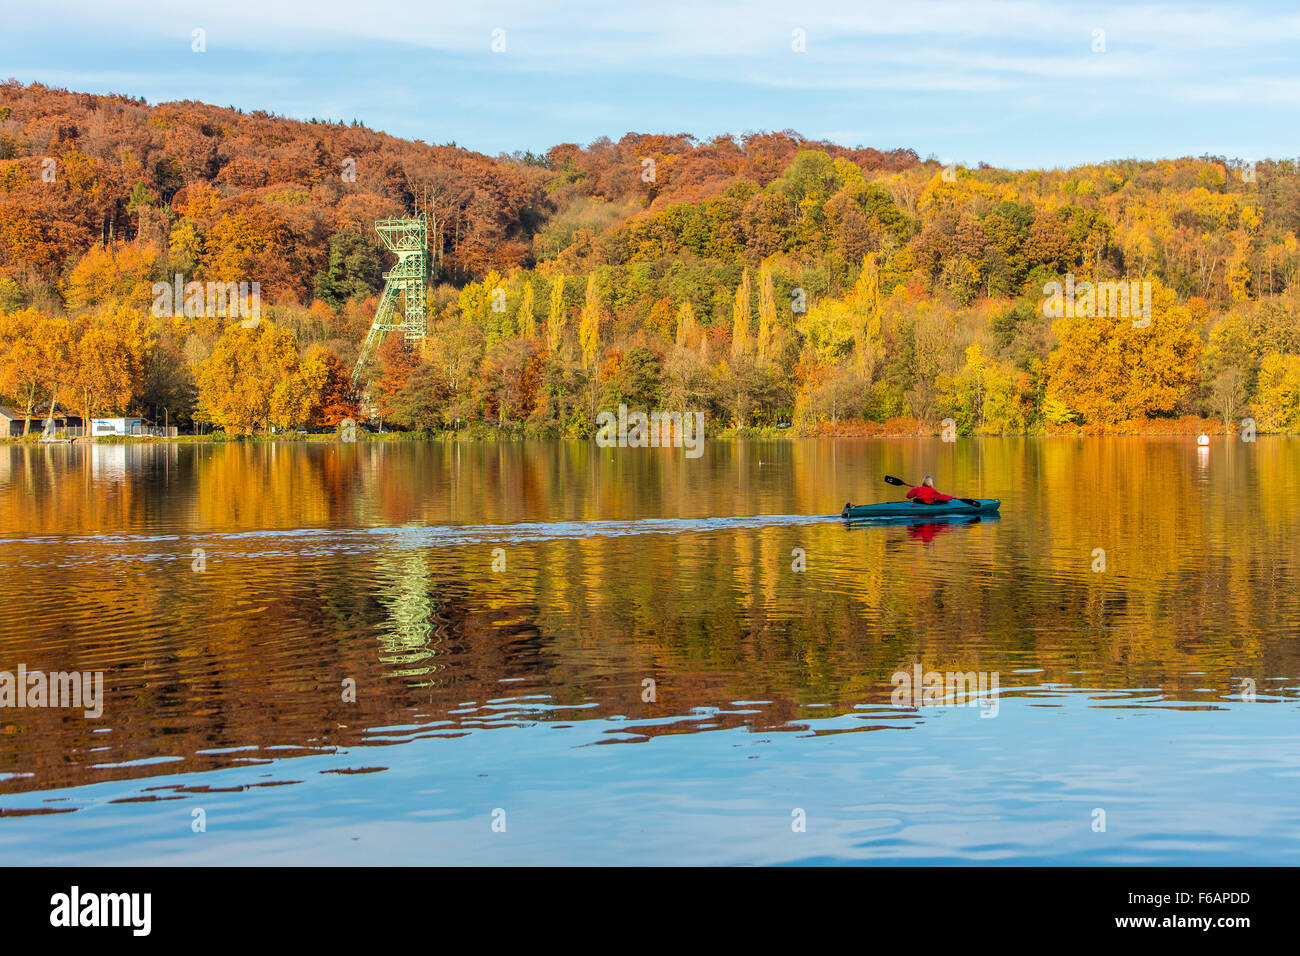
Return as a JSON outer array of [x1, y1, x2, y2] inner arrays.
[[1, 437, 1298, 864]]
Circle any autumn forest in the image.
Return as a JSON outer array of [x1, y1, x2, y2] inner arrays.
[[2, 80, 1300, 437]]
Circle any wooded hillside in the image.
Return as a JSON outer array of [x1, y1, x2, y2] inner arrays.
[[2, 79, 1299, 435]]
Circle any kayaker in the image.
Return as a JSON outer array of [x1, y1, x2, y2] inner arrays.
[[905, 475, 954, 505]]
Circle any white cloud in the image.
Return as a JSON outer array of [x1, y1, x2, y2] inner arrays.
[[26, 0, 1300, 58], [6, 0, 1300, 165]]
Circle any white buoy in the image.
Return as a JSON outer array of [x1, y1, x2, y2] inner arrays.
[[1197, 433, 1210, 446]]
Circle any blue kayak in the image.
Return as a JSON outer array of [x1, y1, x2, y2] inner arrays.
[[840, 498, 1001, 519]]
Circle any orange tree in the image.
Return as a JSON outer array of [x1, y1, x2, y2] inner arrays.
[[71, 307, 153, 429], [0, 308, 47, 430], [1045, 280, 1203, 425]]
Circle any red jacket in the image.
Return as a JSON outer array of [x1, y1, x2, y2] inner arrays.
[[906, 484, 954, 504]]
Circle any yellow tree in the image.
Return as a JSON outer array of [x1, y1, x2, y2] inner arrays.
[[1045, 280, 1202, 424], [731, 268, 751, 357], [757, 261, 778, 362], [197, 321, 318, 433], [270, 344, 331, 430], [168, 218, 205, 271], [578, 272, 601, 371], [795, 297, 856, 364], [675, 300, 698, 348], [457, 269, 506, 341], [851, 254, 883, 377], [546, 274, 566, 353], [1225, 229, 1252, 304], [938, 342, 1026, 434], [517, 281, 536, 339], [1252, 353, 1300, 432]]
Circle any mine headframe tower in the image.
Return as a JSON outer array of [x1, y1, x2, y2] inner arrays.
[[351, 207, 432, 384]]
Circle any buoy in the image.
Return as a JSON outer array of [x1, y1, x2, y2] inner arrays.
[[1197, 434, 1210, 446]]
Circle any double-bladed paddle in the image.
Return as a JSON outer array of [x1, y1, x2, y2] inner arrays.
[[883, 474, 983, 508]]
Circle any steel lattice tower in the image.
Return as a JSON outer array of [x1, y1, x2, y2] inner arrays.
[[352, 212, 430, 383]]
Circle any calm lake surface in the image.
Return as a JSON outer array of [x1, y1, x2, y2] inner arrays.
[[1, 437, 1298, 865]]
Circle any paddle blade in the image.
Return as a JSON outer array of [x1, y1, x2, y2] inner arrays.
[[959, 498, 981, 507], [883, 475, 909, 486]]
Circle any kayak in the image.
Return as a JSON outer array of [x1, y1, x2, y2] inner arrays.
[[844, 512, 1000, 528], [841, 499, 1001, 519], [840, 498, 1001, 519]]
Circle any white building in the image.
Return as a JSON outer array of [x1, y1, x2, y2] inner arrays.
[[90, 417, 145, 436]]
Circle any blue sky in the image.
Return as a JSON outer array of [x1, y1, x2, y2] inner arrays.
[[4, 0, 1298, 169]]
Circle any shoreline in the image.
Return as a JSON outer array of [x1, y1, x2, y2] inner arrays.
[[1, 420, 1277, 445]]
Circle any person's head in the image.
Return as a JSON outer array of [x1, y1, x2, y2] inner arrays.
[[922, 475, 935, 487]]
